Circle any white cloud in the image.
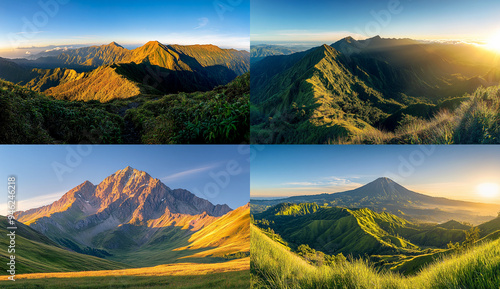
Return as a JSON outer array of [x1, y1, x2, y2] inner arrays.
[[161, 162, 222, 183], [0, 191, 65, 216], [195, 18, 209, 29], [282, 176, 364, 188], [44, 46, 72, 52]]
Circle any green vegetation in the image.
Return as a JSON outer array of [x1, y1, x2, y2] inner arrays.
[[250, 37, 500, 144], [251, 203, 500, 277], [126, 72, 249, 144], [251, 224, 500, 288], [0, 270, 249, 289], [0, 216, 129, 275], [0, 79, 123, 143], [0, 72, 249, 144], [354, 85, 500, 144]]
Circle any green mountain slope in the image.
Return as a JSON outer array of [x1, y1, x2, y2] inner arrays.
[[14, 168, 248, 267], [254, 205, 423, 257], [0, 71, 249, 144], [0, 216, 129, 275], [251, 36, 500, 144], [251, 224, 500, 288]]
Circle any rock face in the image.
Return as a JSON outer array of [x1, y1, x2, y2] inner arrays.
[[14, 166, 232, 249]]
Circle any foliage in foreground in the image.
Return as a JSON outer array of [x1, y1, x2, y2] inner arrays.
[[0, 72, 249, 144], [0, 79, 123, 144], [0, 270, 249, 289], [126, 72, 249, 144], [350, 85, 500, 144], [251, 225, 500, 289], [251, 84, 500, 145]]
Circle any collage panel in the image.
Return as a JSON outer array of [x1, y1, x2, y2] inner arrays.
[[250, 0, 500, 144], [250, 145, 500, 288], [0, 0, 250, 145], [0, 145, 250, 287], [1, 0, 500, 288]]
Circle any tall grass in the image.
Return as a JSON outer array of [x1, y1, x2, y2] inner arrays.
[[347, 85, 500, 144], [251, 225, 500, 288]]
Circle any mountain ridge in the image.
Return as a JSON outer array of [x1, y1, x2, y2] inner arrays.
[[1, 41, 249, 102], [12, 166, 247, 265], [251, 36, 500, 143]]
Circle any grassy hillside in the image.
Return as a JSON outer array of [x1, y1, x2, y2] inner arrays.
[[254, 206, 428, 257], [0, 79, 124, 143], [0, 72, 249, 144], [252, 204, 480, 259], [0, 258, 250, 289], [250, 37, 500, 144], [251, 225, 500, 288], [351, 84, 500, 144], [175, 204, 250, 259], [0, 216, 129, 275]]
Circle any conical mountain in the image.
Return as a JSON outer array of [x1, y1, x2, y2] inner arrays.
[[252, 177, 500, 224], [335, 177, 434, 202]]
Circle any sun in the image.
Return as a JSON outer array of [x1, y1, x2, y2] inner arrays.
[[486, 31, 500, 53], [476, 183, 500, 198]]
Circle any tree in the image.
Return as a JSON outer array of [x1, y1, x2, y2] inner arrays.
[[462, 227, 480, 249], [447, 241, 460, 250]]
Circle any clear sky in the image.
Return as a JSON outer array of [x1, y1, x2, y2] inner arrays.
[[0, 0, 250, 58], [251, 0, 500, 44], [251, 145, 500, 205], [0, 145, 250, 215]]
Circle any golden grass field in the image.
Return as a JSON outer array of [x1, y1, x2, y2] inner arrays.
[[0, 257, 249, 281]]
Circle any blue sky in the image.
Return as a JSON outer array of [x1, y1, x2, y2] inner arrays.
[[251, 145, 500, 204], [0, 0, 249, 57], [251, 0, 500, 43], [0, 145, 250, 214]]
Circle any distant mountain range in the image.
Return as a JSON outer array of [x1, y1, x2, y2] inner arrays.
[[250, 36, 500, 143], [14, 167, 248, 266], [250, 44, 307, 64], [0, 41, 249, 102], [252, 177, 499, 224]]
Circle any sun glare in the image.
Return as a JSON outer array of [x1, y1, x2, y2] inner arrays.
[[486, 31, 500, 53], [477, 183, 500, 198]]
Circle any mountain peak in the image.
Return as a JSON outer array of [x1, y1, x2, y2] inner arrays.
[[108, 41, 124, 48], [374, 177, 395, 183], [343, 36, 356, 43], [144, 40, 162, 47]]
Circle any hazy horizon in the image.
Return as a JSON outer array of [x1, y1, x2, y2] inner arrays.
[[251, 146, 500, 205], [0, 0, 250, 58], [0, 41, 250, 59], [251, 0, 500, 51]]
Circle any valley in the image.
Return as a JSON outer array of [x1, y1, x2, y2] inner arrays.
[[250, 36, 500, 144], [251, 177, 500, 287], [1, 167, 250, 288]]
